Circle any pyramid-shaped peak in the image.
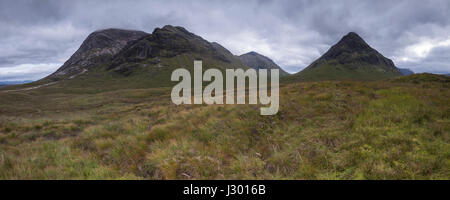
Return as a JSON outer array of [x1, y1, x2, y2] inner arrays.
[[332, 32, 371, 52], [295, 31, 402, 81], [343, 32, 362, 39], [340, 32, 366, 43]]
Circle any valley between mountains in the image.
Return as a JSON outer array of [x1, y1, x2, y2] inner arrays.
[[0, 25, 448, 179]]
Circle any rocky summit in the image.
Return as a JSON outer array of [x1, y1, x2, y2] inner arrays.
[[294, 32, 402, 81]]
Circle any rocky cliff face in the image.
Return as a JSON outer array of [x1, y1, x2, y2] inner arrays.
[[109, 25, 234, 67], [239, 51, 289, 76], [49, 28, 149, 80]]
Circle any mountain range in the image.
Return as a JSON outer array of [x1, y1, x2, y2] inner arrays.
[[46, 25, 290, 84], [0, 25, 448, 181], [14, 25, 414, 90]]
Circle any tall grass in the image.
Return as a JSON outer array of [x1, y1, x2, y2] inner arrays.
[[0, 74, 448, 179]]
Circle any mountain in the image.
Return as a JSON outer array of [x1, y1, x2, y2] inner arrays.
[[108, 25, 247, 75], [37, 25, 250, 90], [48, 28, 149, 80], [398, 68, 414, 75], [293, 32, 402, 81], [239, 51, 289, 76]]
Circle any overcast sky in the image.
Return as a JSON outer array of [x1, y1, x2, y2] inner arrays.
[[1, 0, 449, 81]]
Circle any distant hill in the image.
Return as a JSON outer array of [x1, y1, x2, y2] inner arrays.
[[398, 68, 414, 75], [292, 32, 402, 81], [0, 80, 33, 86], [239, 51, 289, 76], [392, 73, 450, 84]]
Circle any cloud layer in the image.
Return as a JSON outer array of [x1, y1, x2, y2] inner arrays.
[[1, 0, 449, 80]]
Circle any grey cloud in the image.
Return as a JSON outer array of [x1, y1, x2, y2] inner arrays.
[[0, 0, 449, 81], [400, 45, 450, 74]]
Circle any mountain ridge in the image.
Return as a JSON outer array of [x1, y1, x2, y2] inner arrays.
[[28, 28, 407, 90], [35, 25, 254, 90]]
